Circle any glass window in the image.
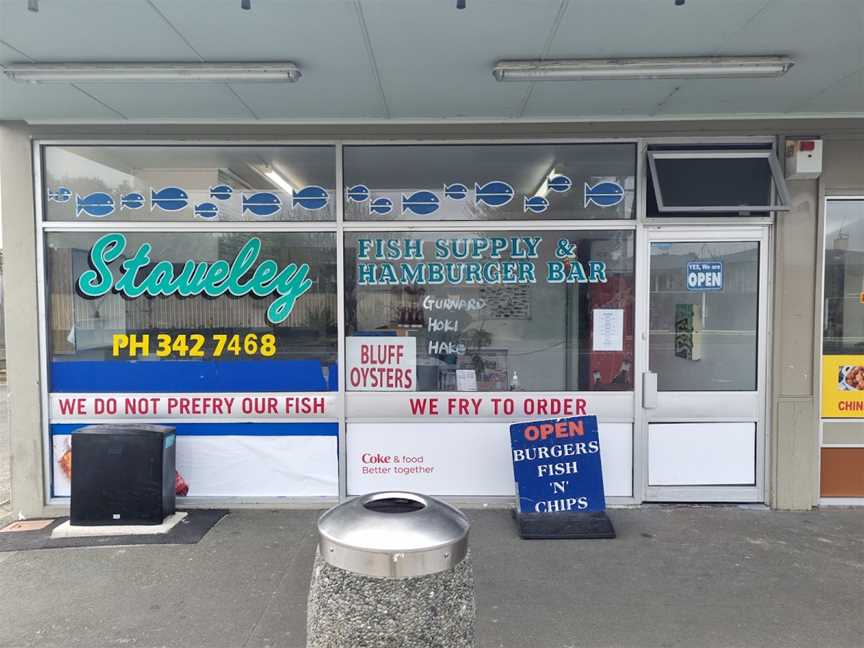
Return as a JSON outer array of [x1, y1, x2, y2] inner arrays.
[[344, 230, 635, 391], [649, 241, 759, 391], [43, 145, 336, 222], [823, 199, 864, 355], [45, 231, 338, 392], [647, 149, 790, 214], [343, 143, 636, 221]]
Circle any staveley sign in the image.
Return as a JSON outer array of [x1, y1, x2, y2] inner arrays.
[[77, 233, 313, 324]]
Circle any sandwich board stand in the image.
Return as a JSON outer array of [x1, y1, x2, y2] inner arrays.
[[509, 415, 615, 540]]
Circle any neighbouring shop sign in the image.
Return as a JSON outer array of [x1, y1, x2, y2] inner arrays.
[[822, 355, 864, 417], [686, 261, 724, 291], [346, 337, 417, 391], [509, 415, 606, 513]]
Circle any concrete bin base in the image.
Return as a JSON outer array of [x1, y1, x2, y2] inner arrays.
[[307, 547, 476, 648]]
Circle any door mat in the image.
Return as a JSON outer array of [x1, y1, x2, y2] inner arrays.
[[0, 509, 227, 552], [513, 510, 616, 540]]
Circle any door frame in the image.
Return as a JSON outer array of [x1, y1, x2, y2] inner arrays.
[[636, 224, 772, 503]]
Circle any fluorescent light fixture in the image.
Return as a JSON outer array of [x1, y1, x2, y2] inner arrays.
[[493, 56, 794, 82], [263, 168, 295, 195], [3, 63, 301, 83]]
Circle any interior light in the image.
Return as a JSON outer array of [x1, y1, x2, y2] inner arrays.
[[492, 56, 794, 82], [264, 168, 295, 195], [2, 63, 301, 83], [533, 167, 559, 199]]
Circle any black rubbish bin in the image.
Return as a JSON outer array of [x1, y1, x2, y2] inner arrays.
[[70, 424, 176, 526]]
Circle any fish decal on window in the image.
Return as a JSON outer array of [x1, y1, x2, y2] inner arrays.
[[209, 184, 233, 201], [293, 186, 329, 210], [584, 181, 624, 208], [120, 192, 145, 210], [475, 180, 514, 207], [547, 175, 572, 193], [242, 192, 282, 217], [402, 191, 440, 216], [194, 202, 219, 219], [48, 186, 72, 203], [150, 186, 189, 212], [369, 196, 393, 215], [75, 192, 115, 218], [444, 183, 468, 200], [523, 195, 549, 214], [346, 184, 370, 203]]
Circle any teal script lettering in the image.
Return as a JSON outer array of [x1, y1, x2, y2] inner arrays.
[[77, 233, 313, 325]]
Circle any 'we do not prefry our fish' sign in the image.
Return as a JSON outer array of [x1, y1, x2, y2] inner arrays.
[[509, 415, 606, 514]]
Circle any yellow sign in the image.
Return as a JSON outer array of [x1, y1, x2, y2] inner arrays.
[[822, 355, 864, 417]]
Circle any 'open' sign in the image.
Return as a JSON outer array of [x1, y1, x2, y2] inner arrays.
[[686, 261, 724, 292]]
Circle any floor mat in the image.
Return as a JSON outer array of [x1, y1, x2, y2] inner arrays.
[[0, 509, 227, 552]]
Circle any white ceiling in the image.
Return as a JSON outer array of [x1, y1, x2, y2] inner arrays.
[[0, 0, 862, 123]]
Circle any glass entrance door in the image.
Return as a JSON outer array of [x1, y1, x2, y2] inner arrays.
[[641, 227, 769, 502]]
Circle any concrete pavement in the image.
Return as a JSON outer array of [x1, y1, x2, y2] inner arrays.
[[0, 506, 862, 648]]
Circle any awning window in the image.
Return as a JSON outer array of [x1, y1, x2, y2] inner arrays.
[[647, 149, 791, 213]]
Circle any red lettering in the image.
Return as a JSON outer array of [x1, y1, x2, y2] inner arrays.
[[58, 397, 86, 415], [360, 343, 404, 365], [839, 400, 864, 411], [361, 453, 391, 464], [409, 398, 439, 415]]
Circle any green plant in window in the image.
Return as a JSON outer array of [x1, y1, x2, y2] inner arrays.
[[465, 327, 493, 381]]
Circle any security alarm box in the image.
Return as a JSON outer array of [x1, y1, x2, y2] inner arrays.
[[785, 139, 822, 180], [70, 424, 176, 526]]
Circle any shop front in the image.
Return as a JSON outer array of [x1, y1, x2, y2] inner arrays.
[[33, 138, 789, 506], [819, 196, 864, 503]]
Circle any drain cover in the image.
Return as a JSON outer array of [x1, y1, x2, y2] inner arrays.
[[0, 520, 54, 533]]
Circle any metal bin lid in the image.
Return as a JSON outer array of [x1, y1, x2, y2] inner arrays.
[[317, 491, 470, 579]]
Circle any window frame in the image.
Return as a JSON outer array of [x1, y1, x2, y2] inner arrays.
[[647, 149, 792, 214], [32, 135, 779, 508]]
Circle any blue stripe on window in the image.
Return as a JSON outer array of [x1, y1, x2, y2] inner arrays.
[[50, 359, 337, 393], [51, 422, 338, 437]]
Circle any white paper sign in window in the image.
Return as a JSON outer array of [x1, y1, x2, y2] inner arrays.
[[593, 308, 624, 352]]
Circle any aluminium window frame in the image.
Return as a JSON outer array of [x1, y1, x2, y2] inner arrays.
[[31, 135, 778, 510], [647, 149, 792, 214]]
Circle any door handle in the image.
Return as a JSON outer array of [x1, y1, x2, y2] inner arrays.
[[643, 372, 658, 409]]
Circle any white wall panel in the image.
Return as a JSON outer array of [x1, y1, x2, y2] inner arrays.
[[51, 434, 338, 498], [648, 423, 755, 486], [347, 421, 632, 498]]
